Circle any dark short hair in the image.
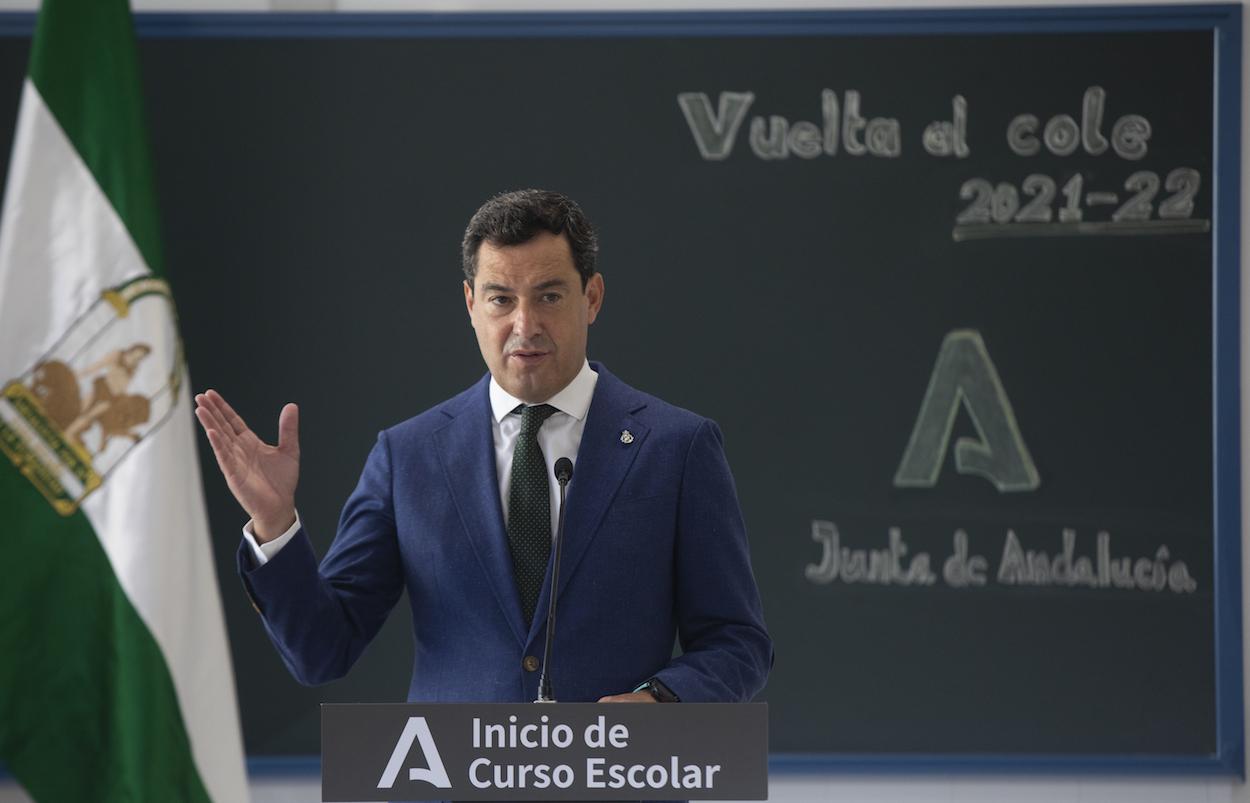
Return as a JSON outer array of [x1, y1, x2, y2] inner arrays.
[[461, 189, 598, 289]]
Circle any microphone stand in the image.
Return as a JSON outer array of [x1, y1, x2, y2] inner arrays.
[[535, 458, 573, 703]]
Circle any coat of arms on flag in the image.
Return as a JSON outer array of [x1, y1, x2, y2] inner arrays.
[[1, 276, 184, 514]]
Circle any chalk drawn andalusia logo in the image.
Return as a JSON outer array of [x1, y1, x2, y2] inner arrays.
[[0, 275, 184, 515]]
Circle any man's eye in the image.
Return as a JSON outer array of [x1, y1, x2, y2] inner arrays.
[[489, 296, 512, 306], [542, 293, 562, 303]]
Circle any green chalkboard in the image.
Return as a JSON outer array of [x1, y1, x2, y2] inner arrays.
[[0, 6, 1237, 773]]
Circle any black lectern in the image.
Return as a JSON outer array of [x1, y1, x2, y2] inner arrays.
[[322, 702, 768, 801]]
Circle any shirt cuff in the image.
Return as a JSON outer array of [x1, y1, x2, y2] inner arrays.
[[242, 513, 302, 566]]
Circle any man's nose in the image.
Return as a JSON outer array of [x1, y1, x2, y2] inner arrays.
[[511, 299, 543, 339]]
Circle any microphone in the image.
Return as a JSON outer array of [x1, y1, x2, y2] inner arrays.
[[535, 457, 574, 703]]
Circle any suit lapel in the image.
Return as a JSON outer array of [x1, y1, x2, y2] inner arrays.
[[528, 365, 650, 641], [434, 376, 527, 645]]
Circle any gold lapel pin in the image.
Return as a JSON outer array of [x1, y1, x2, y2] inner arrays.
[[620, 430, 634, 444]]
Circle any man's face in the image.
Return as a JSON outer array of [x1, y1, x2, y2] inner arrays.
[[464, 231, 604, 404]]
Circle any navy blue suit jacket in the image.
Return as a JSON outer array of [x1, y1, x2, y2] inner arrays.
[[239, 363, 772, 704]]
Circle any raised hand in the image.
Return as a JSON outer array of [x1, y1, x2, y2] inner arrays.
[[194, 389, 300, 542]]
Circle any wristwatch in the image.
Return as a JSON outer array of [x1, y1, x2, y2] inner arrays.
[[633, 677, 680, 703]]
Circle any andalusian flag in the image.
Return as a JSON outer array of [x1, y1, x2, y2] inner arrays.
[[0, 0, 249, 800]]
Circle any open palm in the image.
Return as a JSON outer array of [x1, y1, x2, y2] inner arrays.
[[194, 389, 299, 540]]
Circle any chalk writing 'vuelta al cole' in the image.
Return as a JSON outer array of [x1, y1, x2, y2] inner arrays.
[[677, 87, 1151, 161]]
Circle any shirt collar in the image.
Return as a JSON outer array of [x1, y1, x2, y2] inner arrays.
[[489, 360, 598, 424]]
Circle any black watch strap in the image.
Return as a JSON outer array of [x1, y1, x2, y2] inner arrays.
[[633, 677, 680, 703]]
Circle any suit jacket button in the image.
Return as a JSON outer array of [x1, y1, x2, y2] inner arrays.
[[523, 656, 540, 672]]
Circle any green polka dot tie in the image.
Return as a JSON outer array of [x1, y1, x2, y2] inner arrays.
[[507, 403, 558, 625]]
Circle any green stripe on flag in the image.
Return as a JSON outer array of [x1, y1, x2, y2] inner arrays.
[[28, 0, 163, 277], [0, 473, 212, 803], [0, 0, 248, 797]]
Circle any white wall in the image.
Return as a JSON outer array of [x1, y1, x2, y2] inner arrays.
[[1, 0, 1246, 800]]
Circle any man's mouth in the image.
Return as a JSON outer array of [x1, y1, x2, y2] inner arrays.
[[508, 350, 549, 363]]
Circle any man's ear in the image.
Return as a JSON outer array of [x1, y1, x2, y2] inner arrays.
[[585, 273, 605, 325], [463, 280, 475, 322]]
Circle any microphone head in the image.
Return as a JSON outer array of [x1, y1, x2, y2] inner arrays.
[[554, 457, 574, 485]]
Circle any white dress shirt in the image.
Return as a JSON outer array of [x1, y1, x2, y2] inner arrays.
[[243, 360, 599, 565]]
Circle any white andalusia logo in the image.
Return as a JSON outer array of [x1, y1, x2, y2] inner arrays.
[[378, 716, 452, 790]]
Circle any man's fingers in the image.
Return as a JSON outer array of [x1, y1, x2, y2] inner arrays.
[[195, 395, 237, 447], [195, 400, 251, 479], [200, 421, 238, 477], [277, 403, 300, 457], [205, 389, 250, 437], [196, 392, 235, 437], [193, 399, 225, 439], [597, 692, 656, 703]]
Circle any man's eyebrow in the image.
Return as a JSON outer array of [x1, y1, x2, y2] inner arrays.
[[479, 282, 513, 294], [534, 278, 571, 291]]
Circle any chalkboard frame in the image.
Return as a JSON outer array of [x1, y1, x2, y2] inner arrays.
[[0, 2, 1239, 778]]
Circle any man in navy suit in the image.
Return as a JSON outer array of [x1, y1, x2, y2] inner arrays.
[[194, 189, 772, 706]]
